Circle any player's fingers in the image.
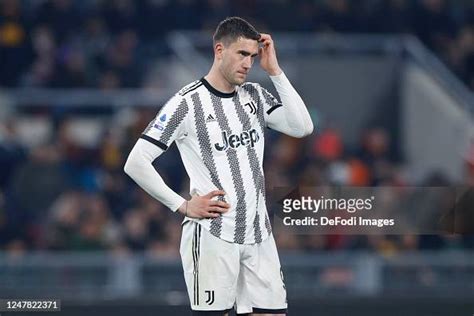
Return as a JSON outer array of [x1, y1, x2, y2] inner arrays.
[[259, 35, 273, 44], [260, 40, 273, 50], [259, 37, 270, 44], [204, 190, 226, 199], [205, 211, 220, 218], [259, 33, 271, 41], [206, 204, 226, 212], [209, 200, 231, 208], [208, 206, 228, 213]]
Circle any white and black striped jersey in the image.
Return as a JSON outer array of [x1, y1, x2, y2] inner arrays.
[[140, 73, 313, 244]]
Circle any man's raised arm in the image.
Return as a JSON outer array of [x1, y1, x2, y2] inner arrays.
[[258, 33, 314, 138]]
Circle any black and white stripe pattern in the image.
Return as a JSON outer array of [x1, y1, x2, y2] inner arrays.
[[210, 94, 248, 244], [253, 211, 262, 243], [158, 99, 189, 146], [179, 80, 203, 96], [191, 92, 226, 237], [192, 223, 202, 306], [261, 87, 283, 115], [232, 94, 266, 243], [242, 84, 266, 133], [265, 212, 272, 235], [242, 85, 275, 237]]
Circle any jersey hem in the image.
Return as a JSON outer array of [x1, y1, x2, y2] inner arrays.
[[182, 217, 272, 245]]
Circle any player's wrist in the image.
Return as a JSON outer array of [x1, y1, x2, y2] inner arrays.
[[178, 200, 189, 217], [267, 66, 282, 76]]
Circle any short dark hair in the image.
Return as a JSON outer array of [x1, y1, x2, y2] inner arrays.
[[213, 17, 260, 46]]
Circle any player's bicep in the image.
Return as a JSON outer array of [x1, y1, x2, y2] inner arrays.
[[265, 105, 288, 132], [142, 95, 190, 151]]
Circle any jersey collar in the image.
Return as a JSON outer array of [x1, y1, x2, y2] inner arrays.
[[200, 78, 236, 98]]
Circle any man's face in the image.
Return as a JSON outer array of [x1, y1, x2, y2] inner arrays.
[[217, 37, 259, 86]]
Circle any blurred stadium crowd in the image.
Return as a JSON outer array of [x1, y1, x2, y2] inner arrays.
[[2, 0, 474, 89], [1, 0, 474, 255]]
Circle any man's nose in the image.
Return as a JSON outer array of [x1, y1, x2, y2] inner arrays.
[[243, 56, 252, 69]]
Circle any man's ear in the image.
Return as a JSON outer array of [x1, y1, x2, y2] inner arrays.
[[214, 42, 224, 60]]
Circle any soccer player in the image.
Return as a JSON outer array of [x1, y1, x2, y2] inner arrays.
[[124, 17, 313, 315]]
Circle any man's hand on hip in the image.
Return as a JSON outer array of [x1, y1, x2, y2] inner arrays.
[[178, 190, 230, 219]]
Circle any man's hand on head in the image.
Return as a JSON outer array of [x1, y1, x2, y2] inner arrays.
[[258, 33, 282, 76], [178, 190, 230, 219]]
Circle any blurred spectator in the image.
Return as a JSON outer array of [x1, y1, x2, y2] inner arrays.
[[0, 0, 32, 86], [20, 25, 56, 87], [46, 190, 83, 250], [0, 120, 26, 189], [52, 48, 88, 87], [100, 0, 138, 35], [10, 144, 67, 218], [82, 15, 110, 61], [412, 0, 457, 52], [122, 208, 149, 251], [35, 0, 81, 42], [313, 127, 344, 162], [320, 0, 357, 32], [371, 0, 414, 33], [97, 29, 141, 87], [357, 127, 396, 185]]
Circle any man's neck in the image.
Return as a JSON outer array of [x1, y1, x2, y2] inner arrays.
[[204, 67, 235, 94]]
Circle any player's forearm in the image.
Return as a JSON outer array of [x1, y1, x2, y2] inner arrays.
[[124, 139, 186, 212], [270, 72, 314, 137]]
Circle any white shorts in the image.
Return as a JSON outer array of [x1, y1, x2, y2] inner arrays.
[[180, 221, 287, 314]]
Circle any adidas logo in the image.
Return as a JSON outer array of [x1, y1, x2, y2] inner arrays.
[[206, 114, 216, 123]]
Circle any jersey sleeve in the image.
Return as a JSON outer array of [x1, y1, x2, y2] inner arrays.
[[141, 94, 190, 151], [258, 72, 314, 138], [124, 138, 185, 212], [260, 85, 283, 126]]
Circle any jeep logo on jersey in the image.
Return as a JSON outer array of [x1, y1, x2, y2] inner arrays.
[[214, 129, 260, 151]]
